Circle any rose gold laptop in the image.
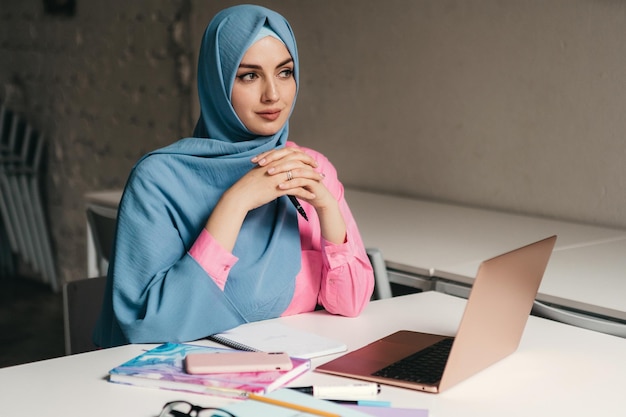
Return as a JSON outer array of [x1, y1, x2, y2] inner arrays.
[[316, 235, 557, 393]]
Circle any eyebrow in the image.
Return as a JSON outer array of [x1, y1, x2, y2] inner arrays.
[[238, 57, 294, 70]]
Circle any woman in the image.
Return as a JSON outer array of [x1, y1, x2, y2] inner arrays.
[[93, 4, 374, 348]]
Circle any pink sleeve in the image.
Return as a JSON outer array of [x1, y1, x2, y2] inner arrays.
[[317, 192, 375, 317], [281, 142, 374, 317], [188, 228, 238, 291]]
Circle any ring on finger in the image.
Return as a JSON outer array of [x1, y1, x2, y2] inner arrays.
[[286, 170, 293, 181]]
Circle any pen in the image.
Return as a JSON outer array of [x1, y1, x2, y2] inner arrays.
[[328, 399, 391, 407], [289, 383, 381, 399], [247, 392, 340, 417], [288, 195, 309, 221], [198, 387, 341, 417]]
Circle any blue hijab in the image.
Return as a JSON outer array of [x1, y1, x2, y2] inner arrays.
[[93, 5, 302, 347]]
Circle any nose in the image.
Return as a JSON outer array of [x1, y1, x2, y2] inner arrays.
[[261, 78, 279, 103]]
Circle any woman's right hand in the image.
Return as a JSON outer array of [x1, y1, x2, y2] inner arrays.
[[223, 160, 291, 213]]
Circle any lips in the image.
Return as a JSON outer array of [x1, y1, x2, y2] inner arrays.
[[257, 109, 281, 121]]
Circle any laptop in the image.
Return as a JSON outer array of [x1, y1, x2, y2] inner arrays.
[[316, 235, 557, 393]]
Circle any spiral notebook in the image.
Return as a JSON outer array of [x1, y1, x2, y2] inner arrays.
[[209, 321, 347, 359], [108, 343, 311, 396]]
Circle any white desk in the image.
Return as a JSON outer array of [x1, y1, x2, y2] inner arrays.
[[344, 188, 626, 322], [436, 238, 626, 321], [2, 292, 625, 416], [344, 189, 626, 276]]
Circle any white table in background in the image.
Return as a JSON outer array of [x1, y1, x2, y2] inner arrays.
[[345, 188, 626, 322], [435, 238, 626, 322]]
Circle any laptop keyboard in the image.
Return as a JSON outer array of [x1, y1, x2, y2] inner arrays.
[[372, 337, 454, 384]]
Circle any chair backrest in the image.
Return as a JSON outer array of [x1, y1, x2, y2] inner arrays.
[[62, 276, 107, 355], [86, 205, 117, 267], [366, 247, 393, 300]]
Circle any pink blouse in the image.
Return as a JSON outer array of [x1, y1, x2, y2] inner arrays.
[[188, 142, 374, 318]]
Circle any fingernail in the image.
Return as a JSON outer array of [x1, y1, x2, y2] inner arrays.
[[268, 167, 275, 174]]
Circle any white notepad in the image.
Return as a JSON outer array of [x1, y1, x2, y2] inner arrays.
[[209, 321, 347, 359]]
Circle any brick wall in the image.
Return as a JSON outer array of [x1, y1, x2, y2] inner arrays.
[[0, 0, 193, 284]]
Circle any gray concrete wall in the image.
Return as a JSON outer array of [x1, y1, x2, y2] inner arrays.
[[1, 0, 194, 282]]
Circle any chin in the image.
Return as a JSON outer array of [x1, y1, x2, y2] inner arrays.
[[251, 123, 285, 137]]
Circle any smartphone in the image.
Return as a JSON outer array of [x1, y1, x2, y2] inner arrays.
[[184, 351, 293, 374]]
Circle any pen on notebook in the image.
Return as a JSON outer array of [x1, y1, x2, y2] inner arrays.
[[289, 383, 381, 399], [288, 195, 309, 221]]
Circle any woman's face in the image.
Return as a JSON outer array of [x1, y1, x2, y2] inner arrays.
[[231, 36, 296, 136]]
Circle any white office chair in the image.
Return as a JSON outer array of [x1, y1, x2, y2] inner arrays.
[[0, 112, 32, 265], [86, 205, 118, 277], [10, 125, 59, 291], [366, 247, 393, 300], [0, 104, 58, 291]]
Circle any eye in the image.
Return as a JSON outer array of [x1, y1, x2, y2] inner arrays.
[[278, 68, 293, 79], [237, 72, 258, 82]]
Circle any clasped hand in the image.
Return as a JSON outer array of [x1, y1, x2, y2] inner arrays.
[[209, 146, 346, 249], [228, 147, 330, 213]]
